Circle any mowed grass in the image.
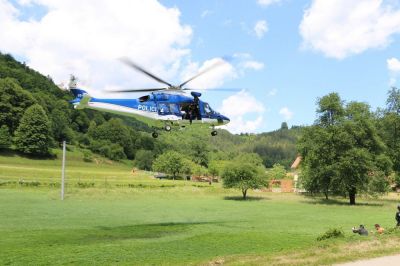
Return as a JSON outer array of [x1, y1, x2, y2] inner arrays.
[[1, 151, 400, 265], [0, 149, 179, 187]]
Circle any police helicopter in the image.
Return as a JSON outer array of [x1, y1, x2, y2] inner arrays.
[[69, 58, 231, 138]]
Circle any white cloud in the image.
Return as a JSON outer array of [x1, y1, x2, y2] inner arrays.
[[388, 57, 400, 86], [257, 0, 282, 7], [180, 55, 264, 89], [279, 107, 293, 121], [242, 60, 264, 71], [218, 90, 265, 133], [254, 20, 268, 38], [180, 58, 237, 89], [0, 0, 192, 92], [300, 0, 400, 59], [388, 57, 400, 73]]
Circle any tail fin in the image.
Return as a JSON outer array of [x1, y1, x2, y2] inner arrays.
[[70, 88, 88, 102], [69, 88, 91, 109]]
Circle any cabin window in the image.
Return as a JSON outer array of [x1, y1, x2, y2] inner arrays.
[[139, 95, 150, 102], [158, 103, 169, 114], [169, 103, 180, 114]]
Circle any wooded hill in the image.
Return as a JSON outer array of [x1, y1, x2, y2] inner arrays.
[[0, 52, 301, 172]]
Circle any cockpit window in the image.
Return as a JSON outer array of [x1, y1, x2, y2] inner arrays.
[[204, 103, 213, 114], [139, 95, 150, 102]]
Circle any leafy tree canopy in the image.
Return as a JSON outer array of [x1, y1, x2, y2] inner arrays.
[[14, 104, 52, 156], [222, 162, 267, 199]]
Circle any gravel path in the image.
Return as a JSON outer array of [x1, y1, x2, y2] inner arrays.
[[336, 254, 400, 266]]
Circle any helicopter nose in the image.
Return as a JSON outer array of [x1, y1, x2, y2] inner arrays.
[[222, 115, 230, 124]]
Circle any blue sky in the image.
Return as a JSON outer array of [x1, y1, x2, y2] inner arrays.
[[1, 0, 400, 133]]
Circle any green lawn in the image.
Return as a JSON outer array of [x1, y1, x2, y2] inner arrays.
[[1, 151, 400, 265]]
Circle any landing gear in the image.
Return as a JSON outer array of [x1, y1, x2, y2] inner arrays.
[[152, 132, 159, 138], [211, 130, 217, 136], [164, 125, 171, 132]]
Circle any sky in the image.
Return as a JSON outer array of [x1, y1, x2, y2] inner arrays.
[[1, 0, 400, 134]]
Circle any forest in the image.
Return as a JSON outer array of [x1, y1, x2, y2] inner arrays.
[[0, 52, 300, 176]]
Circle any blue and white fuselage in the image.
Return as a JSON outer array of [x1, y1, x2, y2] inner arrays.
[[70, 88, 230, 130]]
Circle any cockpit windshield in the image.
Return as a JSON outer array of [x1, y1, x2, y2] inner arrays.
[[203, 102, 214, 115]]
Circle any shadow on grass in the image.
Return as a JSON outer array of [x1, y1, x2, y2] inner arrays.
[[82, 221, 225, 242], [22, 221, 224, 247], [300, 198, 383, 207], [0, 149, 56, 160], [223, 196, 269, 201]]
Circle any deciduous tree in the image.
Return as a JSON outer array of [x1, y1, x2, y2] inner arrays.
[[222, 162, 267, 199], [14, 104, 52, 156]]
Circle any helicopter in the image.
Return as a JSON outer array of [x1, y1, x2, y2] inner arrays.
[[69, 58, 231, 138]]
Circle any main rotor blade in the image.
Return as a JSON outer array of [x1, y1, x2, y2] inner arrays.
[[183, 88, 241, 92], [179, 59, 226, 88], [120, 57, 172, 87], [104, 88, 166, 93]]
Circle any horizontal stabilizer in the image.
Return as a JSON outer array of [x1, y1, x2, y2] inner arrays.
[[69, 88, 91, 109]]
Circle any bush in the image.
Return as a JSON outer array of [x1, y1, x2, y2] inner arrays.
[[317, 228, 345, 241], [83, 150, 93, 162], [76, 182, 95, 188], [18, 180, 41, 187]]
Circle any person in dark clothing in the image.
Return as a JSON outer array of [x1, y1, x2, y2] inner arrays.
[[352, 225, 368, 236], [396, 205, 400, 226]]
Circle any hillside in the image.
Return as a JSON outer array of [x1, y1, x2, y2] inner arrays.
[[0, 52, 301, 169]]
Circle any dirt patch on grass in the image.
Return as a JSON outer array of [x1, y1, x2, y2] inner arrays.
[[206, 236, 400, 266]]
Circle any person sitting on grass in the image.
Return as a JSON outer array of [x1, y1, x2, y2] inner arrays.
[[374, 224, 385, 234], [352, 225, 368, 236], [396, 205, 400, 226]]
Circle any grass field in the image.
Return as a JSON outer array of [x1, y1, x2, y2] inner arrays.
[[1, 150, 400, 265]]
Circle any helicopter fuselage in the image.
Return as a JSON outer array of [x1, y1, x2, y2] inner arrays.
[[70, 89, 230, 132]]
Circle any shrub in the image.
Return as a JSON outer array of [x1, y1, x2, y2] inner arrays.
[[18, 180, 41, 187], [76, 182, 95, 188], [83, 150, 93, 162], [317, 228, 344, 241]]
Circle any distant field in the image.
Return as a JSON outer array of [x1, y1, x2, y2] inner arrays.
[[1, 151, 400, 265], [0, 149, 192, 188]]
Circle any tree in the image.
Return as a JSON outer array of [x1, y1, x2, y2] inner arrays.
[[14, 104, 52, 156], [0, 78, 36, 132], [152, 151, 184, 179], [51, 108, 74, 143], [299, 94, 390, 204], [222, 162, 267, 199], [88, 118, 134, 159], [0, 125, 12, 149], [188, 140, 209, 167], [208, 161, 220, 178], [267, 163, 287, 180], [316, 92, 344, 126], [386, 87, 400, 114], [135, 149, 154, 170], [280, 122, 288, 130], [379, 87, 400, 173]]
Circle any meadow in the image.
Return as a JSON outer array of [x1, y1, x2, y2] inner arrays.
[[1, 150, 400, 265]]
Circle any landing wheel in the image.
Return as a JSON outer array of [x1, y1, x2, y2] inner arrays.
[[152, 132, 159, 138], [211, 130, 217, 136], [164, 125, 171, 132]]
